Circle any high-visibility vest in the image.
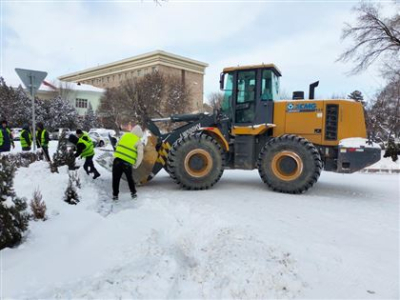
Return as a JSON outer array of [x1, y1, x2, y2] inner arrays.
[[114, 133, 140, 165], [0, 128, 11, 147], [36, 129, 48, 147], [78, 136, 95, 158], [20, 129, 32, 148], [82, 131, 95, 146]]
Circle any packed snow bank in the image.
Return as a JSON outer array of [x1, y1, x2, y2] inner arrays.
[[339, 137, 381, 149], [1, 147, 399, 299]]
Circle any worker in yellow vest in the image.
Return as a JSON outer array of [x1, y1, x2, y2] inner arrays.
[[36, 122, 50, 161], [75, 129, 100, 179], [20, 124, 32, 151], [0, 120, 14, 153], [112, 125, 144, 200]]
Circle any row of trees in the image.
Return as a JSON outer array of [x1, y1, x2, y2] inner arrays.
[[0, 78, 99, 131]]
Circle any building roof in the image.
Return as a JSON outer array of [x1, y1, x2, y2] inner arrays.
[[39, 80, 105, 93], [58, 50, 209, 83]]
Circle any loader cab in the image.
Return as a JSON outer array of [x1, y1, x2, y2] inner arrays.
[[220, 64, 281, 126]]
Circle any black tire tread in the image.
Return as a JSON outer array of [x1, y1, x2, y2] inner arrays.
[[167, 133, 225, 190], [257, 134, 322, 194]]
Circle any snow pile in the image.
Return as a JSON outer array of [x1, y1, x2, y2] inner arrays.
[[339, 137, 381, 149]]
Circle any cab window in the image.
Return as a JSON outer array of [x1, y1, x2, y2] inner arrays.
[[221, 73, 234, 119], [261, 70, 280, 101], [235, 70, 256, 124], [237, 71, 256, 104], [261, 70, 272, 101]]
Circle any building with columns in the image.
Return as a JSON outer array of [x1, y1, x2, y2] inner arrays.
[[58, 50, 208, 112]]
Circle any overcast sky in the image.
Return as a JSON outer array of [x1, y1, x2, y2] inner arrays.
[[1, 0, 396, 102]]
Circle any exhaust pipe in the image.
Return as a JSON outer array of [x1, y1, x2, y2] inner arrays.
[[309, 81, 319, 100]]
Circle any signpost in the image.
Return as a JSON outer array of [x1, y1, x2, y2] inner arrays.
[[15, 68, 47, 151]]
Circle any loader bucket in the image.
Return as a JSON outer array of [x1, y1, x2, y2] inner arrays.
[[96, 132, 165, 185], [132, 133, 159, 184]]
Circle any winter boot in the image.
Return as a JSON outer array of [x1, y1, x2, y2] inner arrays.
[[112, 195, 118, 201], [93, 171, 101, 179], [131, 193, 138, 200]]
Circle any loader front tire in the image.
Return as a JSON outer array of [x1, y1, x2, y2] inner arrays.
[[257, 134, 322, 194], [167, 133, 224, 190]]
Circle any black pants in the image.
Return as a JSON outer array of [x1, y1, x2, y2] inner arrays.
[[42, 146, 50, 161], [0, 145, 11, 152], [112, 158, 136, 197], [84, 155, 99, 175]]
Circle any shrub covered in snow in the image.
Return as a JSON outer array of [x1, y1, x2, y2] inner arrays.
[[53, 130, 76, 170], [64, 178, 80, 205], [69, 171, 81, 189], [0, 156, 29, 250], [2, 152, 38, 168], [30, 189, 46, 221]]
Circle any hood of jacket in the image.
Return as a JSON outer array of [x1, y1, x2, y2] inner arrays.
[[130, 125, 144, 138]]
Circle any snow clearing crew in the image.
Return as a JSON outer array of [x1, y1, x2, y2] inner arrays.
[[20, 124, 32, 151], [112, 125, 144, 201], [36, 122, 50, 161], [75, 129, 101, 179], [0, 120, 14, 153]]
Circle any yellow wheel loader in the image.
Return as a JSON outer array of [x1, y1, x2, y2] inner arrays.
[[98, 64, 381, 194]]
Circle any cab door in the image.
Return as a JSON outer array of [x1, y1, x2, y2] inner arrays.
[[234, 70, 257, 125]]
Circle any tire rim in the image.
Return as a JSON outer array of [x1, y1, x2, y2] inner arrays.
[[271, 151, 303, 181], [184, 149, 213, 178]]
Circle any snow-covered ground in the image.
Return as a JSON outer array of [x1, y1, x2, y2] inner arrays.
[[1, 142, 399, 299]]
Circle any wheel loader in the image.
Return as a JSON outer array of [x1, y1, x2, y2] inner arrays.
[[97, 64, 381, 194]]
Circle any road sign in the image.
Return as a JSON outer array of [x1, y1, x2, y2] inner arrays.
[[15, 68, 47, 97], [15, 68, 48, 152]]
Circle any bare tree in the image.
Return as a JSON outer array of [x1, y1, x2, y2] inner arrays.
[[208, 92, 224, 111], [367, 80, 400, 139], [99, 71, 192, 130], [203, 102, 213, 113], [338, 3, 400, 74], [97, 87, 126, 130], [164, 75, 191, 116]]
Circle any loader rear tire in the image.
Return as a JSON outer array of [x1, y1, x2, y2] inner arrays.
[[257, 134, 322, 194], [167, 133, 224, 190]]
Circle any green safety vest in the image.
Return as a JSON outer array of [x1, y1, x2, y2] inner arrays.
[[0, 128, 11, 147], [78, 135, 95, 158], [114, 133, 140, 165], [36, 129, 48, 147], [20, 129, 32, 148]]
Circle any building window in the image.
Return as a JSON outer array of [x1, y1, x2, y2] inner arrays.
[[76, 98, 88, 109], [152, 66, 157, 72], [137, 69, 142, 76]]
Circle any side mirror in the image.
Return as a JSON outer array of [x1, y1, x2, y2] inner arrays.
[[219, 72, 225, 90]]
